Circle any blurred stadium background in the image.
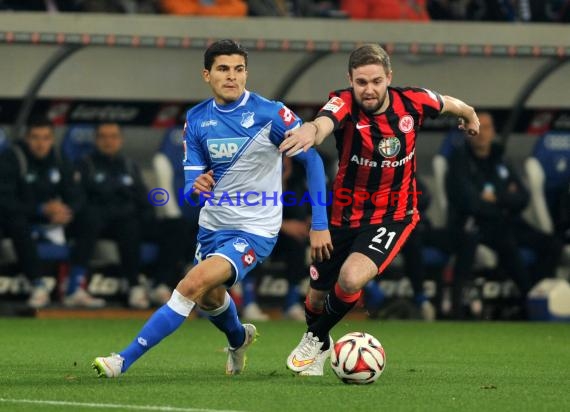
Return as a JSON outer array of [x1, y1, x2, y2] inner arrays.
[[1, 11, 570, 317], [1, 7, 570, 412]]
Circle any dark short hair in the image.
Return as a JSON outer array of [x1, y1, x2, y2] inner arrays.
[[27, 117, 53, 131], [25, 117, 53, 138], [204, 39, 248, 71], [95, 122, 122, 137], [348, 43, 391, 75]]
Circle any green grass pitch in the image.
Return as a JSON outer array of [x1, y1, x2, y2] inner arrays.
[[1, 318, 569, 412]]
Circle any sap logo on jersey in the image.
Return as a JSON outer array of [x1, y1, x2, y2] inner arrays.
[[207, 137, 248, 162]]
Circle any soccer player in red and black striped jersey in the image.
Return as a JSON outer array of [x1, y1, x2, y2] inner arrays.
[[281, 43, 480, 376]]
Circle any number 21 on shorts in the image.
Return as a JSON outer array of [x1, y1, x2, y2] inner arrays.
[[368, 227, 396, 254]]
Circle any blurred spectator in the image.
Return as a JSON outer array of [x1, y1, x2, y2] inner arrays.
[[0, 119, 104, 308], [427, 0, 469, 19], [80, 0, 158, 13], [277, 156, 314, 320], [557, 179, 570, 242], [0, 0, 157, 13], [446, 111, 561, 318], [72, 123, 181, 309], [0, 124, 46, 308], [151, 127, 199, 303], [247, 0, 287, 16], [0, 0, 82, 11], [465, 0, 518, 21], [340, 0, 430, 20], [290, 0, 349, 17], [242, 156, 312, 321], [159, 0, 248, 16], [398, 178, 447, 320], [526, 0, 570, 22], [466, 0, 570, 22]]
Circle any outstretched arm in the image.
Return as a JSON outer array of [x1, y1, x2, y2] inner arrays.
[[279, 116, 335, 157], [441, 95, 480, 136], [292, 148, 333, 262]]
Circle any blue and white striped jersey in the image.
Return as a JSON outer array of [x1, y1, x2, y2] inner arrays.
[[182, 90, 328, 237]]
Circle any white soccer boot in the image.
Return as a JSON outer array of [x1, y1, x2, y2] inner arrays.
[[420, 300, 436, 321], [283, 303, 305, 321], [92, 353, 124, 378], [225, 323, 257, 375], [128, 286, 150, 309], [28, 286, 50, 309], [242, 303, 270, 321], [299, 336, 333, 376], [286, 332, 325, 373], [63, 289, 105, 309]]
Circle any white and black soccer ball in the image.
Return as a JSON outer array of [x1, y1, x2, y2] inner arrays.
[[330, 332, 386, 384]]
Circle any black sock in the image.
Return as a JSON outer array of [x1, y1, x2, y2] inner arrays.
[[308, 287, 360, 351], [304, 301, 322, 328]]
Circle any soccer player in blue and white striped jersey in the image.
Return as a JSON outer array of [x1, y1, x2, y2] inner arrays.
[[93, 39, 332, 378]]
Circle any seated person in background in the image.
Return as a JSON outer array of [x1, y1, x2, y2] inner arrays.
[[0, 131, 43, 308], [159, 0, 247, 16], [0, 119, 103, 308], [276, 156, 314, 320], [400, 177, 479, 320], [557, 179, 570, 243], [246, 0, 287, 16], [72, 123, 161, 309], [241, 156, 313, 321], [446, 111, 561, 317]]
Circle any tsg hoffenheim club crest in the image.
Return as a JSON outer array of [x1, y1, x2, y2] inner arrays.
[[233, 238, 249, 253], [241, 111, 255, 128], [378, 137, 401, 158]]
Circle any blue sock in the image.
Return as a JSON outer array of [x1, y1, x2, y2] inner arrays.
[[242, 276, 256, 307], [414, 293, 428, 307], [284, 283, 300, 311], [32, 278, 45, 288], [119, 292, 193, 372], [364, 281, 385, 312], [67, 265, 87, 295], [205, 292, 245, 349]]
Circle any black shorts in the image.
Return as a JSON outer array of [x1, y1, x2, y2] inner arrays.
[[309, 216, 419, 291]]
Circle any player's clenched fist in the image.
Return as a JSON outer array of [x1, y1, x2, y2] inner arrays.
[[193, 170, 215, 196]]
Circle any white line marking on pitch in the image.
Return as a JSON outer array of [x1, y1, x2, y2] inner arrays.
[[0, 398, 247, 412]]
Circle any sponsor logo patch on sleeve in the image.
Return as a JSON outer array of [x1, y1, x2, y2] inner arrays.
[[321, 96, 345, 113], [279, 106, 296, 126]]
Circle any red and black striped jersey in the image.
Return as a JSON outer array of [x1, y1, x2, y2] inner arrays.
[[317, 86, 443, 228]]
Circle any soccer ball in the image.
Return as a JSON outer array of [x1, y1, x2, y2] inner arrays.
[[330, 332, 386, 384]]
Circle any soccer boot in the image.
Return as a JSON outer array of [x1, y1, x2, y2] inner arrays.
[[63, 289, 105, 309], [92, 353, 124, 378], [286, 331, 325, 373], [225, 323, 257, 375], [299, 336, 333, 376], [28, 286, 50, 309], [242, 303, 270, 321]]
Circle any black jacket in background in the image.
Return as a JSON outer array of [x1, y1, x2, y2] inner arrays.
[[0, 141, 83, 221], [557, 180, 570, 238], [445, 142, 529, 229], [78, 150, 154, 222]]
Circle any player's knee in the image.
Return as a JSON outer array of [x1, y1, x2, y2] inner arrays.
[[176, 268, 211, 300], [337, 271, 365, 294], [197, 287, 226, 310]]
